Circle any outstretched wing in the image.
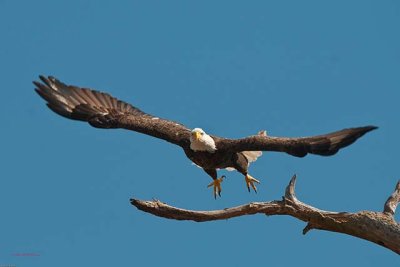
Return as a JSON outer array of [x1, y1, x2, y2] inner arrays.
[[34, 75, 191, 148], [214, 126, 377, 157]]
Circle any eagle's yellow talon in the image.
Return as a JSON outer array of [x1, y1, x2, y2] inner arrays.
[[207, 176, 225, 199], [245, 174, 260, 193]]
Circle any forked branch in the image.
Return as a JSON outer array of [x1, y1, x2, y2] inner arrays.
[[130, 175, 400, 254]]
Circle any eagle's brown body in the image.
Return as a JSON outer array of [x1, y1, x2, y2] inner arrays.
[[34, 75, 377, 197], [184, 149, 249, 177]]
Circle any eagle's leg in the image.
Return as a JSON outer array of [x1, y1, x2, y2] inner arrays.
[[207, 176, 225, 199], [244, 174, 260, 193], [233, 153, 261, 193], [204, 169, 225, 199]]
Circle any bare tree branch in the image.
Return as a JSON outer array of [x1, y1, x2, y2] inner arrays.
[[130, 175, 400, 254], [384, 180, 400, 216]]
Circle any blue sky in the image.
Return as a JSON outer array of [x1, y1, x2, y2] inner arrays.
[[1, 0, 399, 266]]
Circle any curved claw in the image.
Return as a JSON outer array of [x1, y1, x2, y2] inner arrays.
[[207, 176, 225, 199], [245, 174, 260, 193]]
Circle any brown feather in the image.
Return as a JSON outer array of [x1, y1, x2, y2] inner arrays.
[[215, 126, 377, 157], [34, 75, 191, 148]]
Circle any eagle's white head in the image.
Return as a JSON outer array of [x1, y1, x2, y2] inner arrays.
[[190, 128, 217, 153]]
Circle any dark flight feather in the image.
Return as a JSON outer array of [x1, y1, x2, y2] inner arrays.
[[214, 126, 377, 157], [34, 76, 191, 147]]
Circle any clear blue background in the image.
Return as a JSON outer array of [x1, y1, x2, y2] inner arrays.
[[1, 0, 399, 266]]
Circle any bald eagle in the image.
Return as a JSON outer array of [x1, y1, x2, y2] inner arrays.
[[34, 76, 377, 198]]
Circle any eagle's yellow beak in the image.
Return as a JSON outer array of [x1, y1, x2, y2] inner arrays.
[[193, 131, 201, 141]]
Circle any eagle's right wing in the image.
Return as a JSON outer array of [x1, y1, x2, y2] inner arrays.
[[34, 75, 191, 148]]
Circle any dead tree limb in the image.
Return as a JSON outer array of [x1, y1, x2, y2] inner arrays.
[[130, 175, 400, 254]]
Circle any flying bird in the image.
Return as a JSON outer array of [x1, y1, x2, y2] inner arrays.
[[34, 76, 377, 198]]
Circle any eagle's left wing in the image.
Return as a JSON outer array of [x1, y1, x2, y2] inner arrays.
[[34, 75, 191, 149], [214, 126, 377, 157]]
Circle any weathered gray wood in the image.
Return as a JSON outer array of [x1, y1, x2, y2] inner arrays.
[[131, 175, 400, 254], [384, 180, 400, 216]]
